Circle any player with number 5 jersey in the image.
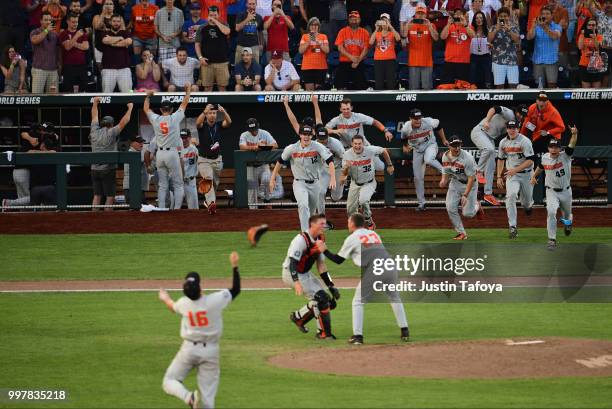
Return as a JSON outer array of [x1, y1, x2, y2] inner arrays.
[[158, 251, 241, 409]]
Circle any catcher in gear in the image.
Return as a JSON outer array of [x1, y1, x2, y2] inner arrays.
[[247, 224, 269, 247]]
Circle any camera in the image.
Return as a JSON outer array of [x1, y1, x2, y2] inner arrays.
[[499, 19, 505, 26], [584, 28, 593, 37], [538, 16, 545, 23], [413, 18, 424, 24]]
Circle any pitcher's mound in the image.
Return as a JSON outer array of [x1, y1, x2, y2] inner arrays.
[[269, 337, 612, 378]]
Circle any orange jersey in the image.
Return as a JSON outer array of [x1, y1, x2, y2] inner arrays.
[[200, 0, 232, 23], [131, 3, 159, 39], [578, 34, 604, 66], [373, 31, 397, 61], [300, 33, 329, 70], [335, 26, 370, 63], [43, 3, 66, 33], [444, 24, 471, 64], [406, 23, 434, 67], [520, 102, 566, 141]]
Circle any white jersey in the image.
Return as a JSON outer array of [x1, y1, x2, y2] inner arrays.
[[173, 290, 233, 343], [238, 129, 276, 148], [147, 108, 185, 149], [320, 136, 345, 168], [325, 112, 374, 148], [476, 106, 516, 139], [181, 144, 199, 178], [497, 134, 534, 170], [281, 140, 332, 181], [541, 150, 573, 190], [342, 145, 385, 185], [338, 228, 383, 267], [442, 149, 477, 184], [401, 117, 439, 153]]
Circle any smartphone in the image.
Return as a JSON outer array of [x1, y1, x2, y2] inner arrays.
[[413, 18, 424, 24], [309, 32, 316, 41], [584, 28, 593, 37]]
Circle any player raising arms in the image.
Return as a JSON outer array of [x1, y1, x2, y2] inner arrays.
[[316, 213, 409, 345], [341, 135, 394, 230], [401, 108, 449, 212], [530, 126, 578, 251], [159, 251, 241, 409], [440, 136, 485, 240], [496, 120, 536, 239], [282, 214, 341, 340]]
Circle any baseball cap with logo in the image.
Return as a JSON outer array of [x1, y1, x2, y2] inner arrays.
[[130, 136, 145, 143], [515, 104, 529, 116], [448, 135, 463, 146], [271, 50, 283, 59], [409, 108, 423, 119], [246, 118, 259, 131], [506, 120, 518, 128], [299, 124, 313, 135], [315, 124, 329, 139], [348, 10, 360, 18], [180, 129, 191, 138], [242, 47, 253, 54], [380, 12, 391, 20], [536, 91, 549, 101], [548, 138, 561, 147]]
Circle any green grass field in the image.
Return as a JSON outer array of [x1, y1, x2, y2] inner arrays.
[[1, 228, 611, 408]]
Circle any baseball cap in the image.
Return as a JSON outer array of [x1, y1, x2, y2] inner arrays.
[[242, 47, 253, 55], [130, 136, 145, 143], [348, 10, 360, 18], [185, 271, 201, 284], [180, 129, 191, 138], [246, 118, 259, 131], [536, 91, 549, 101], [380, 12, 391, 20], [548, 138, 561, 147], [299, 124, 313, 135], [160, 100, 173, 110], [189, 2, 201, 10], [41, 121, 55, 132], [301, 116, 315, 127], [515, 104, 529, 116], [271, 50, 283, 59], [208, 5, 219, 11], [416, 5, 428, 13], [506, 120, 518, 129], [409, 108, 423, 119], [448, 135, 463, 146], [315, 124, 329, 139], [101, 116, 114, 127]]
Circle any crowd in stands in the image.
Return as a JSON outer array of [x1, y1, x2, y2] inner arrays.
[[0, 0, 610, 93]]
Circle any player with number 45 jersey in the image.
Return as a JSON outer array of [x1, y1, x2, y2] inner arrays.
[[158, 251, 241, 409]]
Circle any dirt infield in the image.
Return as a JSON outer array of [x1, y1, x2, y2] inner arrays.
[[269, 337, 612, 379], [1, 206, 610, 234]]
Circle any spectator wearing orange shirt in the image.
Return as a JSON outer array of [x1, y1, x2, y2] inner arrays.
[[299, 17, 330, 90], [578, 18, 604, 87], [576, 0, 595, 40], [440, 9, 475, 83], [369, 12, 401, 90], [131, 0, 159, 57], [42, 0, 67, 33], [200, 0, 235, 23], [403, 5, 439, 90], [334, 10, 370, 90]]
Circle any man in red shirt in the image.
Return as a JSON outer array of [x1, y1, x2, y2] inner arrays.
[[263, 0, 294, 61], [440, 8, 474, 83], [404, 6, 439, 90], [334, 10, 369, 90], [59, 13, 89, 92], [130, 0, 159, 57], [200, 0, 235, 23]]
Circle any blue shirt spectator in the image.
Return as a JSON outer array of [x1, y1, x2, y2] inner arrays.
[[533, 21, 561, 64], [182, 4, 207, 57]]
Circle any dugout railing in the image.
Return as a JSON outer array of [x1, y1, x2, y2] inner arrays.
[[233, 146, 612, 208]]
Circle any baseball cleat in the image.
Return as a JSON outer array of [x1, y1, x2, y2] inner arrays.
[[400, 327, 410, 342], [476, 171, 486, 184], [453, 233, 468, 240], [547, 239, 557, 251], [524, 207, 533, 216], [315, 332, 336, 340], [348, 335, 364, 345], [483, 194, 500, 206], [476, 203, 485, 220], [188, 390, 199, 409], [509, 226, 518, 239], [207, 201, 217, 215], [289, 312, 309, 333], [415, 204, 426, 212]]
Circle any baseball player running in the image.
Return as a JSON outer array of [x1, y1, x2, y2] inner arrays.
[[159, 251, 241, 409], [530, 126, 578, 251], [180, 129, 200, 209], [496, 120, 536, 239], [270, 123, 336, 232], [440, 136, 485, 240], [401, 108, 449, 211], [470, 105, 525, 206], [283, 214, 341, 340], [342, 135, 394, 230], [316, 213, 409, 345], [238, 118, 278, 209], [143, 84, 192, 209]]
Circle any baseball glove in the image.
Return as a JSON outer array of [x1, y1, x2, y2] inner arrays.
[[198, 179, 213, 194], [247, 224, 269, 247]]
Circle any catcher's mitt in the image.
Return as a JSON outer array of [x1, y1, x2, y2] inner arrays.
[[198, 179, 213, 194], [247, 224, 269, 247]]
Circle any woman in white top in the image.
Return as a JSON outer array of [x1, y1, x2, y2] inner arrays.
[[470, 11, 492, 88]]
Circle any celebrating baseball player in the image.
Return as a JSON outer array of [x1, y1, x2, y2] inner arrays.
[[239, 118, 278, 209], [530, 126, 578, 250], [341, 135, 394, 230], [471, 105, 528, 206], [496, 120, 536, 239], [270, 123, 335, 232], [440, 136, 485, 240], [401, 108, 449, 212], [179, 129, 200, 209], [282, 214, 340, 340], [158, 251, 241, 409], [316, 213, 410, 345], [143, 84, 192, 210]]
